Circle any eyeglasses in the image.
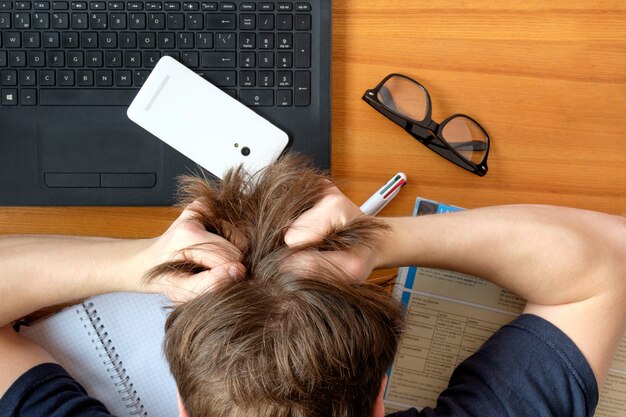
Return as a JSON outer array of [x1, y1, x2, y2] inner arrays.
[[362, 74, 490, 176]]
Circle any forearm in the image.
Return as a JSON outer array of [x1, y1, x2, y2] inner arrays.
[[379, 205, 626, 306], [0, 235, 152, 326]]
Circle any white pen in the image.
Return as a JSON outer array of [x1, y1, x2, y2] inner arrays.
[[360, 173, 407, 216]]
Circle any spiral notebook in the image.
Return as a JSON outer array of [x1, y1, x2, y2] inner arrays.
[[19, 292, 178, 417]]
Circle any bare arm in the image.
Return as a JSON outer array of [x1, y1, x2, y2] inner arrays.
[[377, 205, 626, 385], [287, 191, 626, 387], [0, 203, 244, 396]]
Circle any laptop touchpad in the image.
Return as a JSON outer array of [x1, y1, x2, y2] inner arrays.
[[38, 125, 162, 188]]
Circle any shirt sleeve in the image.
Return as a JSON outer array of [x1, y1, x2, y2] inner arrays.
[[0, 362, 115, 417], [428, 314, 599, 417]]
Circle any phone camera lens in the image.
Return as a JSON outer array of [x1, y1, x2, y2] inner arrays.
[[241, 147, 251, 156]]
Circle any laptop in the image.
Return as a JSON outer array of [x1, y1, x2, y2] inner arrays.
[[0, 0, 331, 205]]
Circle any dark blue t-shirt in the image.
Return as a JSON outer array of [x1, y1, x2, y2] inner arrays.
[[1, 314, 598, 417]]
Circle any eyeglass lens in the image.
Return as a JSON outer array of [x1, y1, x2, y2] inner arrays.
[[441, 116, 488, 164], [377, 76, 429, 122]]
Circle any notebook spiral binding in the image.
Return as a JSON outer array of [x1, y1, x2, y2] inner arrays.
[[80, 302, 148, 417]]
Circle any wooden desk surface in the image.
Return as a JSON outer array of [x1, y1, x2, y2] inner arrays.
[[0, 0, 624, 238]]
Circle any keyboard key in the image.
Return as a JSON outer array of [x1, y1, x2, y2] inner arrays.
[[42, 31, 59, 47], [258, 51, 273, 68], [277, 33, 292, 49], [133, 69, 149, 86], [89, 12, 106, 28], [76, 69, 93, 85], [276, 14, 292, 30], [166, 13, 183, 29], [239, 70, 254, 86], [15, 1, 31, 9], [294, 70, 310, 106], [124, 50, 140, 66], [80, 31, 98, 47], [85, 50, 102, 66], [277, 90, 292, 106], [1, 69, 17, 85], [177, 32, 194, 48], [164, 1, 179, 10], [99, 31, 117, 48], [195, 32, 212, 48], [200, 51, 235, 68], [240, 2, 254, 11], [67, 50, 83, 65], [205, 13, 235, 30], [62, 31, 79, 47], [127, 1, 142, 10], [4, 32, 21, 47], [13, 12, 31, 28], [239, 14, 254, 30], [71, 11, 87, 28], [115, 69, 131, 86], [259, 2, 273, 11], [277, 3, 292, 11], [40, 88, 138, 105], [239, 89, 272, 106], [295, 13, 311, 30], [147, 12, 164, 29], [258, 32, 273, 49], [58, 69, 74, 85], [220, 2, 235, 11], [200, 2, 216, 11], [70, 1, 86, 9], [0, 51, 6, 67], [39, 69, 55, 85], [89, 1, 105, 9], [104, 50, 122, 66], [258, 14, 273, 30], [34, 1, 50, 8], [110, 13, 126, 28], [181, 50, 198, 67], [108, 0, 123, 9], [157, 32, 174, 48], [20, 69, 36, 84], [96, 69, 113, 85], [216, 32, 235, 49], [17, 89, 36, 104], [202, 70, 235, 86], [0, 1, 12, 9], [52, 11, 69, 28], [51, 1, 68, 9], [9, 50, 26, 66], [294, 32, 310, 68], [182, 1, 197, 10], [186, 12, 202, 29], [295, 2, 311, 11], [47, 50, 64, 66], [276, 71, 293, 87], [129, 12, 145, 29], [28, 50, 45, 66], [239, 51, 254, 68], [24, 32, 41, 47], [1, 88, 18, 105], [240, 33, 255, 49], [138, 32, 155, 48], [258, 70, 273, 87], [0, 12, 9, 28], [277, 52, 292, 68], [145, 1, 161, 10], [143, 50, 160, 67], [119, 32, 136, 48]]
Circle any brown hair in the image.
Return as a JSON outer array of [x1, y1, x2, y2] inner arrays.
[[154, 154, 405, 417]]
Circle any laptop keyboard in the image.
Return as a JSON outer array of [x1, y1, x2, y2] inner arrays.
[[0, 0, 312, 107]]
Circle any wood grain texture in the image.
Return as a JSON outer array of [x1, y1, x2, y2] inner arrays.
[[0, 0, 624, 240]]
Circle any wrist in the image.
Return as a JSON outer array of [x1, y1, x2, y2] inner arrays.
[[105, 237, 158, 294]]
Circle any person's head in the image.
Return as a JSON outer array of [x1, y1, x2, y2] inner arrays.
[[149, 154, 405, 417]]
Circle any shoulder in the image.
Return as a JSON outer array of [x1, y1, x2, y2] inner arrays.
[[0, 363, 113, 417]]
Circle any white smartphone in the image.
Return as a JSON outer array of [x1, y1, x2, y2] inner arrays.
[[127, 56, 289, 179]]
